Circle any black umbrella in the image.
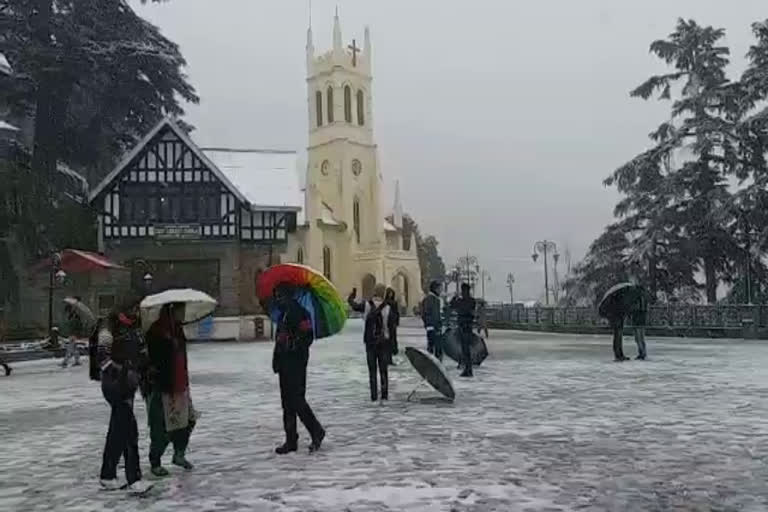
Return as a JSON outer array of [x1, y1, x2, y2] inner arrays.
[[442, 329, 488, 366], [404, 347, 455, 401], [598, 283, 645, 318]]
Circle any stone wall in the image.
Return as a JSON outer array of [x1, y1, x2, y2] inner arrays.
[[486, 304, 768, 339]]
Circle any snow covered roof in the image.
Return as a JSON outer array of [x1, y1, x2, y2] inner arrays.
[[383, 219, 398, 232], [0, 53, 11, 75], [202, 149, 301, 212], [0, 120, 19, 132], [320, 203, 342, 226]]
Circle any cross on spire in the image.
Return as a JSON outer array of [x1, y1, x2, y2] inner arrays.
[[348, 39, 360, 67]]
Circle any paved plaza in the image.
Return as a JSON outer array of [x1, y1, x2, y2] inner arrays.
[[2, 321, 768, 511]]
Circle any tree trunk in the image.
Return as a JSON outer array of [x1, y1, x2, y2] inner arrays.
[[29, 0, 57, 195], [704, 254, 717, 304]]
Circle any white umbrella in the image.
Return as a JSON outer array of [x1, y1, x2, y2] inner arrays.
[[140, 289, 217, 332]]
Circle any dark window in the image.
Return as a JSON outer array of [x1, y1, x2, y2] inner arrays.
[[353, 198, 361, 244], [327, 87, 334, 123], [297, 247, 304, 265], [357, 90, 365, 125], [344, 86, 352, 122], [316, 90, 323, 127], [323, 246, 332, 280]]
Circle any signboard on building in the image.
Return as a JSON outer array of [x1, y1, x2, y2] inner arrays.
[[154, 224, 202, 240]]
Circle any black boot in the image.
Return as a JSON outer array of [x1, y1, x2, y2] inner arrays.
[[2, 364, 10, 376], [275, 441, 298, 455], [309, 429, 325, 453]]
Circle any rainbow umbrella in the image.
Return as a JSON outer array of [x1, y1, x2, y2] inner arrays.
[[257, 264, 346, 339]]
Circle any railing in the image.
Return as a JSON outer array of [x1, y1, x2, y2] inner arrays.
[[486, 304, 768, 338]]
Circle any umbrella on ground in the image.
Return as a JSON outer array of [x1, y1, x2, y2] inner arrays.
[[598, 283, 645, 319], [404, 346, 455, 401], [442, 329, 488, 366], [140, 289, 218, 332], [63, 297, 96, 333], [256, 264, 346, 340]]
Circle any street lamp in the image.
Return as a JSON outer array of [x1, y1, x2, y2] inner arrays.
[[143, 272, 154, 292], [532, 240, 558, 306], [48, 251, 63, 337], [506, 273, 515, 304], [475, 264, 491, 300]]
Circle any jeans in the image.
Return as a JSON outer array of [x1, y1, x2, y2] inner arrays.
[[634, 327, 647, 359], [426, 330, 443, 361], [100, 390, 141, 484], [62, 338, 80, 366], [278, 354, 323, 444], [458, 325, 473, 375], [366, 343, 390, 400], [147, 391, 194, 468], [611, 320, 625, 360]]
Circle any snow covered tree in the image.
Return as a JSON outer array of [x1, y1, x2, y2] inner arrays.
[[610, 19, 740, 303]]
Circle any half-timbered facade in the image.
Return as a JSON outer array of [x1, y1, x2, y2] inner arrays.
[[89, 118, 300, 315]]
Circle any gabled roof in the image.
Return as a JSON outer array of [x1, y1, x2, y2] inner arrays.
[[89, 117, 249, 205], [203, 148, 301, 212], [0, 53, 11, 75]]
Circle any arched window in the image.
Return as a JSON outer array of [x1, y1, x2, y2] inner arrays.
[[357, 90, 365, 126], [315, 91, 323, 127], [344, 85, 352, 123], [297, 246, 304, 265], [353, 198, 361, 244], [326, 86, 334, 123], [323, 246, 332, 280]]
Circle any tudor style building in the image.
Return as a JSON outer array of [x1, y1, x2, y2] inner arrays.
[[89, 118, 301, 315]]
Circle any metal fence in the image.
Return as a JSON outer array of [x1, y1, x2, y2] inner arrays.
[[487, 304, 768, 330]]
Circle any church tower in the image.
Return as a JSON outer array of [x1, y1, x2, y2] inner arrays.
[[293, 11, 421, 308], [305, 12, 382, 252]]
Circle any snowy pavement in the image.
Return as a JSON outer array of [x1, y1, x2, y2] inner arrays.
[[2, 321, 768, 511]]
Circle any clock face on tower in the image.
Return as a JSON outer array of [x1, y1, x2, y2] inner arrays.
[[321, 160, 330, 176], [352, 159, 362, 176]]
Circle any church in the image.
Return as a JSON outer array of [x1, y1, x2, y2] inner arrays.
[[87, 12, 422, 315]]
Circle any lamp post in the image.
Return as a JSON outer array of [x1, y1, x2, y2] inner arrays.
[[143, 272, 154, 293], [506, 273, 515, 304], [475, 264, 491, 300], [48, 251, 65, 336], [133, 259, 155, 297], [532, 240, 558, 306]]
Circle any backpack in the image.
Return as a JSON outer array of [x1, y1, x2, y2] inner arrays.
[[366, 300, 386, 345]]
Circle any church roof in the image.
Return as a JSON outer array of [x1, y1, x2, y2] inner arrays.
[[383, 219, 398, 232], [202, 148, 302, 212]]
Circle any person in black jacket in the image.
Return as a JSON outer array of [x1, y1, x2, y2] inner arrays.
[[630, 292, 648, 360], [608, 310, 629, 362], [145, 303, 197, 476], [98, 296, 151, 493], [272, 284, 325, 454], [384, 287, 400, 365], [421, 281, 444, 360], [349, 284, 392, 401], [449, 283, 476, 377]]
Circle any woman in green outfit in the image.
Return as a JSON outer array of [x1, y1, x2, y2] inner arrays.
[[144, 303, 197, 477]]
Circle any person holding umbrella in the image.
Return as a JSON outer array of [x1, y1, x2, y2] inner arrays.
[[598, 283, 646, 362], [271, 284, 325, 454], [61, 298, 85, 367], [97, 295, 152, 493], [144, 302, 197, 475], [630, 290, 648, 360]]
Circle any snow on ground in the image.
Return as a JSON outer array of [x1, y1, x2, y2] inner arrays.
[[2, 321, 768, 511]]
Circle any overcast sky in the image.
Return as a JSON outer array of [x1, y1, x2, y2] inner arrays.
[[134, 0, 768, 302]]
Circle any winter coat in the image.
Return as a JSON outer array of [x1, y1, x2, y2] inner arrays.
[[349, 296, 391, 345], [98, 322, 146, 401], [421, 293, 442, 331], [272, 299, 314, 373], [450, 296, 477, 329], [146, 321, 189, 395]]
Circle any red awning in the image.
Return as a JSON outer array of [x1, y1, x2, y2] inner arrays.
[[33, 249, 127, 273]]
